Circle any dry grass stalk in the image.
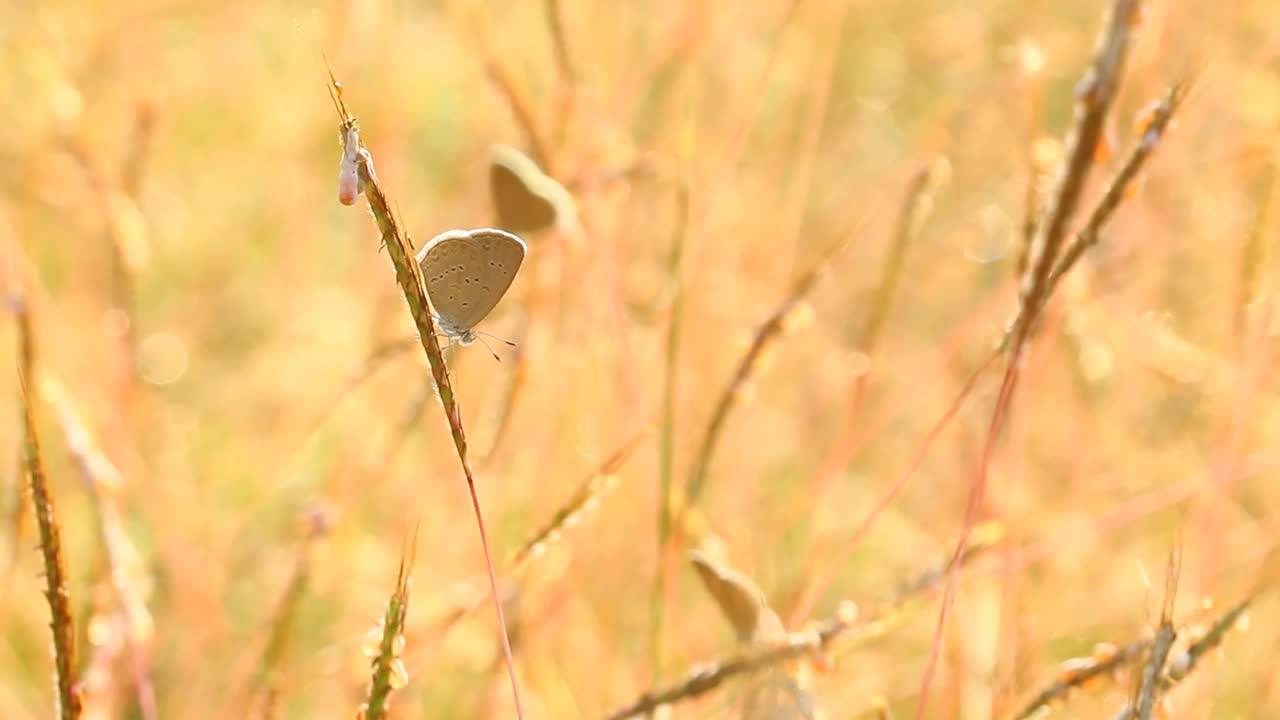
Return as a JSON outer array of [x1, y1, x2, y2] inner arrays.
[[858, 165, 937, 358], [485, 58, 552, 172], [62, 124, 149, 379], [428, 428, 648, 644], [8, 292, 37, 575], [1233, 150, 1275, 348], [653, 181, 691, 675], [787, 351, 1000, 624], [246, 507, 333, 719], [604, 531, 998, 720], [545, 0, 576, 85], [1121, 626, 1175, 720], [359, 531, 416, 720], [300, 336, 418, 444], [807, 163, 940, 516], [327, 73, 524, 717], [602, 630, 825, 720], [1158, 596, 1252, 692], [800, 79, 1181, 627], [1122, 548, 1181, 720], [42, 376, 156, 720], [918, 3, 1146, 714], [1043, 83, 1187, 299], [121, 98, 157, 199], [1014, 594, 1253, 720], [1012, 640, 1149, 720], [479, 320, 529, 462], [1110, 596, 1254, 720], [508, 427, 648, 576], [683, 242, 831, 509], [1008, 0, 1143, 357], [372, 380, 433, 480], [544, 0, 577, 145], [18, 365, 82, 719]]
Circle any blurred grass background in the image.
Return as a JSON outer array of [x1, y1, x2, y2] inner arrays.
[[2, 0, 1279, 717]]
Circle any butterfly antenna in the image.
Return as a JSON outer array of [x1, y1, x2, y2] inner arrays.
[[476, 334, 503, 363], [476, 330, 518, 348]]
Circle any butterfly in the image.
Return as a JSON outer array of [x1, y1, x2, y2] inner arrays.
[[415, 228, 527, 347], [489, 145, 575, 234]]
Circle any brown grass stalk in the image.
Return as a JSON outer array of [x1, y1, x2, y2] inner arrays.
[[327, 73, 525, 718], [19, 364, 82, 719]]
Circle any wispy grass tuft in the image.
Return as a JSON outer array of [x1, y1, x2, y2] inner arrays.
[[327, 71, 525, 718]]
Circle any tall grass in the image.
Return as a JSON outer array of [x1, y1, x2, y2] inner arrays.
[[3, 1, 1277, 718]]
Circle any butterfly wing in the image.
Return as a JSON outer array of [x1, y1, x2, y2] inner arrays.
[[489, 145, 564, 233], [417, 229, 526, 334]]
